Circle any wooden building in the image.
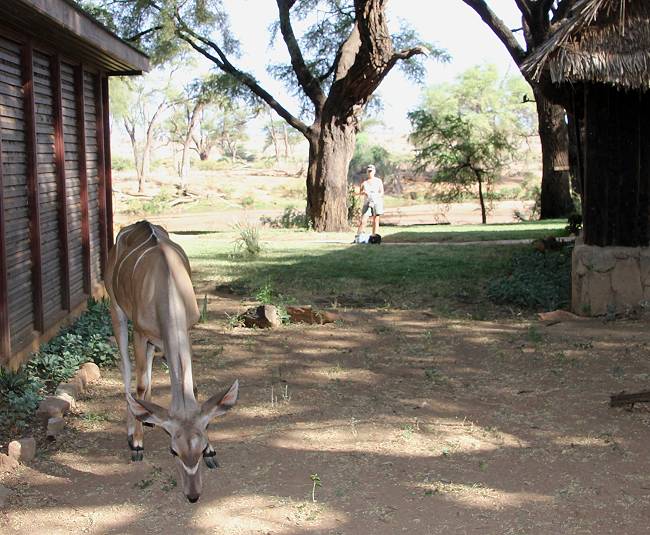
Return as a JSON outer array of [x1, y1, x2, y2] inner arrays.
[[524, 0, 650, 315], [0, 0, 149, 368]]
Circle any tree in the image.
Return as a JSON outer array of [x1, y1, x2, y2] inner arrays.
[[110, 68, 177, 192], [91, 0, 445, 231], [409, 65, 533, 224], [460, 0, 576, 219]]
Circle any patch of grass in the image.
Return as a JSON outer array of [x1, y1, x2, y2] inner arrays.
[[487, 246, 572, 311], [381, 220, 568, 244], [232, 222, 262, 258]]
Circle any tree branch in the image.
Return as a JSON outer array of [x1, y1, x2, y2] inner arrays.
[[275, 0, 326, 109], [174, 30, 310, 136], [126, 25, 163, 42], [461, 0, 528, 65]]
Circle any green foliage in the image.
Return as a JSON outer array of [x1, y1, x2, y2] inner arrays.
[[124, 190, 174, 216], [349, 133, 400, 182], [410, 64, 536, 223], [0, 367, 43, 432], [566, 213, 583, 235], [0, 298, 115, 431], [487, 248, 572, 311], [347, 184, 361, 224], [233, 223, 262, 258], [254, 282, 291, 324], [261, 206, 310, 229], [111, 155, 134, 171]]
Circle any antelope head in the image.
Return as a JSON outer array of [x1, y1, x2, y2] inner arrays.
[[127, 380, 239, 503]]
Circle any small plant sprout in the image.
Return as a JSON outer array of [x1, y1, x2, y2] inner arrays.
[[310, 473, 322, 502], [199, 295, 209, 323]]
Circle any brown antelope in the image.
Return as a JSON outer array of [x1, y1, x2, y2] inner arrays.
[[105, 220, 238, 503]]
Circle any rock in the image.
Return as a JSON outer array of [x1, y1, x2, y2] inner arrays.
[[56, 376, 84, 399], [0, 454, 19, 472], [81, 362, 101, 383], [286, 306, 340, 325], [240, 305, 281, 329], [46, 416, 66, 439], [8, 437, 36, 462], [55, 392, 76, 411], [36, 396, 71, 422], [538, 310, 584, 325], [74, 367, 89, 388], [0, 485, 12, 507]]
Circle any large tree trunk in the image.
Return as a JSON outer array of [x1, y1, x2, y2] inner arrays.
[[306, 115, 356, 231], [535, 89, 573, 219]]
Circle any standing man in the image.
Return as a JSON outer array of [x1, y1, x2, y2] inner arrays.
[[357, 164, 385, 237]]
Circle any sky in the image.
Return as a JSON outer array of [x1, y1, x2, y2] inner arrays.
[[216, 0, 525, 138]]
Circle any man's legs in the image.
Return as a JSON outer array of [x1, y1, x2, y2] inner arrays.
[[357, 210, 369, 234], [372, 215, 380, 235]]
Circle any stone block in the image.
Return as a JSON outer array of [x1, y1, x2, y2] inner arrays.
[[240, 305, 281, 329], [36, 396, 70, 422], [7, 437, 36, 462], [611, 257, 643, 309], [81, 362, 101, 383], [588, 271, 614, 316], [286, 306, 340, 325], [74, 367, 88, 388], [46, 417, 65, 439], [56, 377, 84, 399], [55, 392, 76, 411], [0, 454, 19, 472]]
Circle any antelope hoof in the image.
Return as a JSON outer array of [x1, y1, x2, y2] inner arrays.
[[128, 435, 144, 462], [203, 451, 219, 469]]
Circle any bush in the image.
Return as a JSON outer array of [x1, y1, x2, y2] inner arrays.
[[0, 298, 116, 432], [487, 247, 572, 311], [111, 156, 134, 172], [233, 222, 262, 257], [348, 184, 361, 224], [0, 367, 43, 432], [261, 206, 310, 229], [124, 189, 174, 216]]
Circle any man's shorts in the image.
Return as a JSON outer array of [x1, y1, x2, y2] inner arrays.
[[362, 199, 384, 216]]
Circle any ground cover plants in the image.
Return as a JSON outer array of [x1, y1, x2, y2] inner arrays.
[[0, 299, 117, 436]]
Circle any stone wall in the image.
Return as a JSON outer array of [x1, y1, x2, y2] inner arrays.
[[572, 239, 650, 316]]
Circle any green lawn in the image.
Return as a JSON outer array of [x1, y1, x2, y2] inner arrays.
[[173, 223, 571, 318]]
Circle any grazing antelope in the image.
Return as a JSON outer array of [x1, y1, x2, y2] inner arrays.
[[105, 220, 238, 503]]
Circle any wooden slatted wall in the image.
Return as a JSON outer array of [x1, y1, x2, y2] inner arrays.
[[62, 62, 86, 306], [83, 70, 102, 287], [0, 36, 34, 352], [0, 31, 112, 365], [33, 50, 64, 326]]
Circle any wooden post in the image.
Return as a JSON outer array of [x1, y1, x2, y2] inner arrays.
[[102, 75, 114, 248], [0, 125, 11, 362], [95, 73, 108, 275], [75, 64, 91, 295], [51, 54, 71, 311], [22, 41, 44, 332]]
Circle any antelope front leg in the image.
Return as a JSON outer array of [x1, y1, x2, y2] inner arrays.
[[109, 304, 141, 461], [128, 331, 151, 461]]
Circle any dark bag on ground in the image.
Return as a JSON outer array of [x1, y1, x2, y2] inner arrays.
[[369, 234, 382, 244]]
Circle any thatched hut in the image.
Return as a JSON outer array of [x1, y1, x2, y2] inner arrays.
[[524, 0, 650, 316]]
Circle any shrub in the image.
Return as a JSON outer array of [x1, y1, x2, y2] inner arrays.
[[348, 184, 361, 224], [261, 205, 310, 229], [0, 367, 43, 432], [240, 195, 255, 208], [111, 156, 134, 171], [233, 222, 262, 257], [487, 247, 572, 311]]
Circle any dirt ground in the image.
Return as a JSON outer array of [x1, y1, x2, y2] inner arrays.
[[2, 287, 650, 534]]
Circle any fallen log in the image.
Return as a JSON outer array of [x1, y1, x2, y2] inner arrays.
[[610, 390, 650, 408]]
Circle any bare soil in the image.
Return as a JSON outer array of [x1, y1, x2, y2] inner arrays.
[[2, 290, 650, 534]]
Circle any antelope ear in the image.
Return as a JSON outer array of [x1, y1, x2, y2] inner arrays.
[[127, 394, 170, 428], [200, 380, 239, 426]]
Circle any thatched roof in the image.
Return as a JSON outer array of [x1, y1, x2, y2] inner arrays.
[[523, 0, 650, 90]]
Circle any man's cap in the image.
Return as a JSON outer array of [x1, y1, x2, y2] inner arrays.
[[367, 164, 375, 171]]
